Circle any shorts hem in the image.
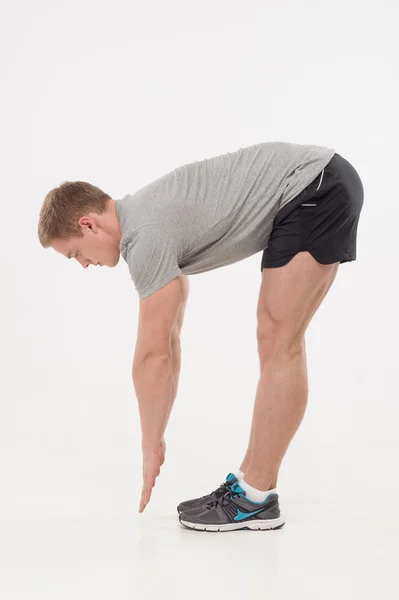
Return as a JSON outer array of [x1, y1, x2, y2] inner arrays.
[[261, 249, 356, 269]]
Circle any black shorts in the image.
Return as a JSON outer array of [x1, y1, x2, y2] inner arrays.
[[261, 152, 365, 269]]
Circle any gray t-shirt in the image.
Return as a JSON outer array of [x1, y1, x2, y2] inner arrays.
[[115, 141, 335, 298]]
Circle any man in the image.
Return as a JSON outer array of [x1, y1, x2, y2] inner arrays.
[[38, 141, 364, 532]]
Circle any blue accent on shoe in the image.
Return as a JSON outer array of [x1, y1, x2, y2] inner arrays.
[[241, 495, 273, 504], [234, 507, 265, 521], [230, 481, 246, 494], [226, 473, 236, 483]]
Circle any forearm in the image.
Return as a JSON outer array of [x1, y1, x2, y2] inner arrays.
[[133, 354, 174, 450], [168, 334, 181, 424]]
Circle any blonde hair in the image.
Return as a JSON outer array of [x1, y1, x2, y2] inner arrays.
[[38, 181, 112, 248]]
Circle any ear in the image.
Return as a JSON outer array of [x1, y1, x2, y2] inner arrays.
[[79, 216, 97, 232]]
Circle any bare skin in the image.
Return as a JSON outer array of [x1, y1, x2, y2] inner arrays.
[[239, 250, 340, 491]]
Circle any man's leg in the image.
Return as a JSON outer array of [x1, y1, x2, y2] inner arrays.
[[239, 250, 339, 491]]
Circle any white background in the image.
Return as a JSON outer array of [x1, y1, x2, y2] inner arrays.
[[1, 1, 398, 598]]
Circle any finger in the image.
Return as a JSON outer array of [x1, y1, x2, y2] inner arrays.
[[139, 487, 147, 512], [143, 475, 156, 505], [139, 463, 160, 512], [139, 478, 152, 512], [139, 480, 148, 511], [144, 479, 153, 504], [139, 489, 150, 512]]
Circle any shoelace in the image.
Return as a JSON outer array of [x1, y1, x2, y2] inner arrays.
[[207, 481, 231, 499], [202, 478, 237, 506], [217, 482, 229, 493], [206, 487, 242, 510]]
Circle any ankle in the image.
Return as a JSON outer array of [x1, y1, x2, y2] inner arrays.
[[242, 470, 277, 491], [239, 478, 277, 503]]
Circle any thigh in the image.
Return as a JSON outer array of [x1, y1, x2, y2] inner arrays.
[[257, 251, 339, 352]]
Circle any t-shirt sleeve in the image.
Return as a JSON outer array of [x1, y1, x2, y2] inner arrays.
[[125, 226, 183, 299]]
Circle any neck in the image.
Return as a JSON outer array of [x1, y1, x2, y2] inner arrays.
[[108, 199, 123, 243]]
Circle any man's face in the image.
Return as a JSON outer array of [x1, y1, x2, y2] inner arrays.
[[51, 214, 121, 269]]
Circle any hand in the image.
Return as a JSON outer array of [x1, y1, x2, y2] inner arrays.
[[139, 436, 166, 512]]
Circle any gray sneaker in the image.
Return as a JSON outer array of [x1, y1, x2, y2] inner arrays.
[[179, 480, 285, 532], [177, 472, 238, 514]]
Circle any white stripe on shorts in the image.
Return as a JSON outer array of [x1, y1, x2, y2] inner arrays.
[[316, 169, 324, 191]]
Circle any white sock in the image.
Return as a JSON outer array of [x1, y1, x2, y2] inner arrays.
[[235, 469, 245, 481], [240, 478, 277, 503]]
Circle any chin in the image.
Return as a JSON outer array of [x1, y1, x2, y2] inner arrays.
[[111, 254, 121, 267]]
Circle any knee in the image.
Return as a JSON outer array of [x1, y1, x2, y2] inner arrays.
[[256, 322, 304, 362]]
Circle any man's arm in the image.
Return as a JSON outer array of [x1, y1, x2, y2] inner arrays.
[[132, 275, 189, 450], [168, 275, 189, 427]]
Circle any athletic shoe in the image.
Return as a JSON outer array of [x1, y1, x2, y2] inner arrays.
[[179, 480, 285, 532], [177, 472, 238, 514]]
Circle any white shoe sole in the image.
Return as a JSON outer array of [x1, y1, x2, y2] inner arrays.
[[179, 515, 285, 532]]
